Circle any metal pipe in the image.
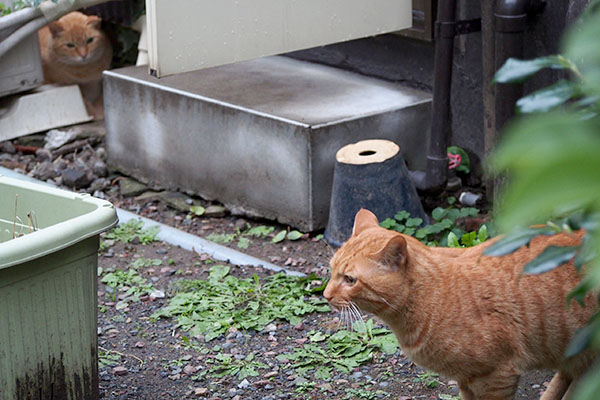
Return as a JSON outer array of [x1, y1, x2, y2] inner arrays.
[[418, 0, 458, 193], [0, 6, 41, 32]]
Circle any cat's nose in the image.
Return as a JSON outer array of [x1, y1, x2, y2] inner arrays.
[[323, 285, 332, 301]]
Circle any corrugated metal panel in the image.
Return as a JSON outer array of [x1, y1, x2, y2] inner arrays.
[[0, 238, 99, 400]]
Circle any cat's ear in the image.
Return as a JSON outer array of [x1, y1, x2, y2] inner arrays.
[[48, 21, 64, 37], [373, 235, 407, 270], [352, 209, 379, 237], [86, 15, 102, 29]]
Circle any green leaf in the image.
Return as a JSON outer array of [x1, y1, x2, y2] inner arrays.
[[483, 227, 554, 256], [272, 230, 286, 243], [405, 217, 423, 227], [190, 205, 206, 216], [431, 207, 447, 221], [207, 233, 236, 244], [493, 56, 571, 84], [565, 315, 600, 358], [394, 211, 410, 221], [245, 225, 274, 238], [572, 362, 600, 400], [380, 218, 397, 229], [516, 80, 578, 113], [237, 237, 251, 249], [208, 265, 230, 281], [287, 230, 304, 241], [478, 224, 488, 243], [447, 232, 461, 248], [522, 246, 578, 274]]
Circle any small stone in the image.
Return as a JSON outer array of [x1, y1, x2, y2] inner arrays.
[[263, 323, 277, 333], [351, 371, 363, 380], [532, 384, 541, 389], [97, 327, 103, 336], [0, 141, 16, 154], [119, 178, 148, 197], [35, 148, 52, 162], [62, 168, 93, 189], [112, 366, 127, 376], [293, 322, 304, 331], [204, 205, 227, 218], [184, 365, 197, 375], [194, 388, 209, 397], [378, 381, 389, 388], [160, 267, 174, 276], [95, 147, 107, 161], [168, 373, 181, 380], [135, 341, 145, 348], [294, 338, 307, 345], [156, 248, 168, 255], [30, 161, 56, 180], [238, 379, 250, 389], [92, 159, 108, 177], [234, 219, 247, 230], [149, 289, 166, 300], [263, 371, 278, 379]]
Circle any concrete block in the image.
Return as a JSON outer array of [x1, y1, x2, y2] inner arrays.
[[103, 56, 431, 231]]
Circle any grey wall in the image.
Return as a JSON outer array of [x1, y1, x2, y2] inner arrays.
[[287, 0, 590, 167]]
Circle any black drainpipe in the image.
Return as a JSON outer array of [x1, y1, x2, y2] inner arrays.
[[411, 0, 457, 193], [411, 0, 482, 193], [494, 0, 545, 133]]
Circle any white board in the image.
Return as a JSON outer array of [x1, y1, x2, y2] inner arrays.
[[146, 0, 412, 77]]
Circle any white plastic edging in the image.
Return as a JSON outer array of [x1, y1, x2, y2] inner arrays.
[[0, 166, 304, 276]]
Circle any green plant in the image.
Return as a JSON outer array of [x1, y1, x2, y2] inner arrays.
[[101, 268, 154, 301], [131, 258, 163, 269], [104, 220, 159, 244], [98, 348, 121, 368], [245, 225, 274, 238], [272, 229, 305, 243], [413, 371, 440, 388], [209, 353, 268, 379], [343, 388, 380, 400], [277, 319, 398, 379], [489, 3, 600, 399], [295, 381, 316, 393], [151, 266, 329, 341], [381, 206, 485, 247]]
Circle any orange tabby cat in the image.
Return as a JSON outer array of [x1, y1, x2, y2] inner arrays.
[[324, 209, 596, 400], [38, 11, 113, 118]]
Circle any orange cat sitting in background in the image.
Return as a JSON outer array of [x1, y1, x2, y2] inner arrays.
[[324, 209, 596, 399], [38, 11, 113, 119]]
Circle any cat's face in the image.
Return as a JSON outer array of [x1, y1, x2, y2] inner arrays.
[[324, 209, 410, 318], [47, 12, 108, 65]]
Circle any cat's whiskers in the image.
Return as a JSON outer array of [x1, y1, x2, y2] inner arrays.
[[349, 302, 366, 332]]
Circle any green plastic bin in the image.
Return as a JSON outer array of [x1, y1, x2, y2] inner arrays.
[[0, 176, 118, 400]]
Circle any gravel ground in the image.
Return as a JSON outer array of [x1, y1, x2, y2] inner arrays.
[[1, 123, 552, 399]]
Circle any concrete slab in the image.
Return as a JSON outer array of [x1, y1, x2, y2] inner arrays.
[[103, 56, 431, 231]]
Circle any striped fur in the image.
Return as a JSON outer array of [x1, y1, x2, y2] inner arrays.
[[324, 209, 596, 400]]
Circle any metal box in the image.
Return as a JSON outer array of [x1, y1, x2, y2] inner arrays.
[[104, 56, 431, 231], [0, 0, 44, 97], [0, 176, 118, 400]]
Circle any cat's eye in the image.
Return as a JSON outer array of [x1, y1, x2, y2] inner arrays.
[[87, 37, 94, 44], [66, 42, 75, 48], [344, 275, 357, 285]]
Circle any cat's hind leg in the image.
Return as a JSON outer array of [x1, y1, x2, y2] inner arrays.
[[467, 367, 520, 400], [540, 371, 571, 400]]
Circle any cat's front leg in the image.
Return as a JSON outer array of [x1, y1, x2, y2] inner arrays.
[[463, 366, 520, 400]]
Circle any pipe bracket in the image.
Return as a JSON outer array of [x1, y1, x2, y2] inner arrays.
[[435, 18, 482, 38]]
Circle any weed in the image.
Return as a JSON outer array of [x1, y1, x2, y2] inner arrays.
[[209, 353, 268, 379], [414, 371, 440, 388], [151, 265, 329, 341], [206, 233, 236, 244], [245, 225, 274, 238], [381, 205, 491, 247], [277, 319, 398, 379], [130, 258, 163, 268], [98, 349, 121, 368], [101, 269, 154, 301], [344, 388, 380, 400], [104, 220, 159, 244], [295, 382, 316, 393]]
